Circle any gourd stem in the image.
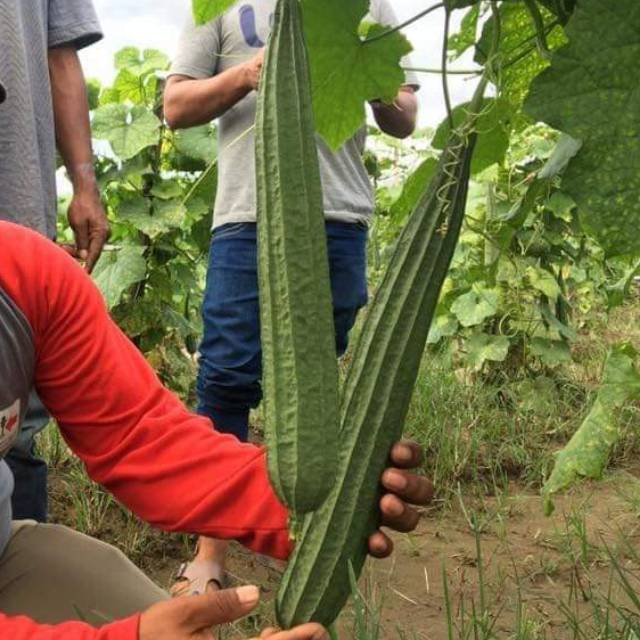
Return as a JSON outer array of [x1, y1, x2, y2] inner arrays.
[[404, 66, 482, 76], [465, 0, 501, 125], [363, 2, 444, 44], [441, 8, 454, 128], [523, 0, 552, 60]]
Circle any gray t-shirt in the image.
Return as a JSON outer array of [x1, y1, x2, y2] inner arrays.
[[0, 0, 102, 239], [170, 0, 418, 229]]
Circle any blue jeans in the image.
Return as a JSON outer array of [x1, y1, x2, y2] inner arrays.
[[5, 391, 49, 522], [197, 221, 368, 442]]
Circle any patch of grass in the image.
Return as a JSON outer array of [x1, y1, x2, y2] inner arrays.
[[39, 299, 640, 639], [406, 300, 640, 503], [405, 351, 586, 501]]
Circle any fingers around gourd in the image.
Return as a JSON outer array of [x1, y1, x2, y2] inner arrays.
[[390, 440, 423, 468], [367, 529, 393, 558], [382, 468, 434, 505], [379, 494, 420, 533]]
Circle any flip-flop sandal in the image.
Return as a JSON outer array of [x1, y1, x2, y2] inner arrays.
[[170, 559, 226, 597]]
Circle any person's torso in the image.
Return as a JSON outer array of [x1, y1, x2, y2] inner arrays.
[[212, 0, 375, 228], [0, 0, 57, 238], [0, 284, 36, 554]]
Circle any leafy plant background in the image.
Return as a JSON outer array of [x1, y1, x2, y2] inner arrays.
[[57, 0, 640, 502]]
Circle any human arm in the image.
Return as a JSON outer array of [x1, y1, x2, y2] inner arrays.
[[48, 46, 109, 272], [0, 222, 291, 559], [164, 11, 264, 129], [164, 49, 264, 129], [370, 87, 418, 139], [0, 586, 328, 639], [368, 0, 420, 139], [0, 612, 138, 640], [0, 223, 433, 559], [47, 0, 107, 271]]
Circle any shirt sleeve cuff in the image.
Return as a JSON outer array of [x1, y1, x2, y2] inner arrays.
[[49, 22, 103, 50], [168, 65, 214, 80]]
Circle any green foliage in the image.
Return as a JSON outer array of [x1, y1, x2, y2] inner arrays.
[[537, 0, 576, 24], [92, 246, 147, 308], [465, 333, 510, 369], [451, 285, 500, 328], [476, 2, 566, 114], [92, 104, 161, 160], [191, 0, 235, 24], [173, 125, 217, 164], [448, 3, 481, 59], [65, 48, 217, 398], [433, 98, 512, 176], [543, 343, 640, 515], [525, 0, 640, 257], [302, 0, 412, 150], [373, 123, 613, 374]]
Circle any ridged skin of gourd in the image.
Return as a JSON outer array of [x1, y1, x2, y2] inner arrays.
[[276, 127, 479, 628], [255, 0, 339, 513]]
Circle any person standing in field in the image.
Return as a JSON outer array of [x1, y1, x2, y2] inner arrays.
[[164, 0, 419, 594], [0, 0, 110, 523]]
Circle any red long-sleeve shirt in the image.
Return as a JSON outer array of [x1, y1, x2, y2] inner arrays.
[[0, 222, 290, 638]]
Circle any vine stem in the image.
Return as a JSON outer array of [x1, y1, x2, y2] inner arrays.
[[404, 66, 482, 76], [363, 2, 444, 44], [500, 21, 560, 71], [465, 0, 501, 123], [442, 7, 454, 128], [523, 0, 552, 60]]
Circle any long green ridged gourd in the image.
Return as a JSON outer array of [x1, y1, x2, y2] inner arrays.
[[276, 80, 488, 628], [255, 0, 339, 513]]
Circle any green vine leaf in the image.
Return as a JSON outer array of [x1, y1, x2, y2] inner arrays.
[[93, 245, 147, 309], [173, 124, 217, 163], [93, 104, 161, 160], [526, 265, 561, 301], [303, 0, 412, 150], [192, 0, 235, 25], [525, 0, 640, 257], [537, 0, 576, 25], [184, 160, 218, 210], [389, 157, 438, 224], [448, 3, 480, 60], [451, 285, 500, 328], [118, 197, 186, 239], [427, 314, 459, 346], [115, 47, 169, 76], [529, 337, 571, 367], [150, 180, 184, 200], [465, 333, 510, 369], [476, 3, 566, 114], [112, 69, 156, 105], [543, 343, 640, 515]]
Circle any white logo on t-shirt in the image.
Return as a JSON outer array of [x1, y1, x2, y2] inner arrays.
[[0, 399, 20, 458]]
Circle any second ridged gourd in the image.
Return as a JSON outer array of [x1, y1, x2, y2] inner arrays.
[[255, 0, 339, 513], [276, 81, 487, 627]]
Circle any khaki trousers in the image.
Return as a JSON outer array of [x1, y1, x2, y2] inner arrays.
[[0, 521, 168, 625]]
